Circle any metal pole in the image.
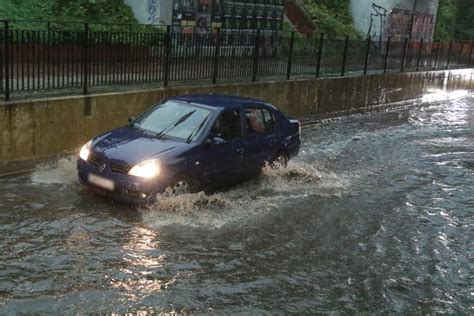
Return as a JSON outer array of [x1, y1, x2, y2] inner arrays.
[[341, 35, 349, 76], [286, 31, 295, 80], [468, 41, 473, 68], [408, 0, 418, 42], [401, 37, 409, 73], [434, 40, 440, 70], [163, 25, 171, 87], [212, 28, 221, 84], [316, 33, 324, 78], [446, 40, 453, 70], [457, 42, 464, 68], [363, 36, 371, 75], [83, 23, 89, 95], [252, 29, 260, 82], [416, 38, 423, 71], [3, 20, 9, 101], [383, 36, 391, 73]]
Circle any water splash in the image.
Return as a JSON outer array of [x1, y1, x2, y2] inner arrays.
[[143, 161, 351, 229], [31, 156, 77, 185]]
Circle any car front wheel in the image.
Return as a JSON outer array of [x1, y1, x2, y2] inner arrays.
[[272, 152, 288, 168], [165, 175, 197, 196]]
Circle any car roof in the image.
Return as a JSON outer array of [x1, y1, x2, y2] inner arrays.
[[169, 93, 274, 109]]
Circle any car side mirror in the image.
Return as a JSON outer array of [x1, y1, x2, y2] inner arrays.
[[128, 116, 135, 123], [206, 137, 226, 147]]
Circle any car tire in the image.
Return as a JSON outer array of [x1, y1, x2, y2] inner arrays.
[[165, 175, 198, 196], [272, 152, 288, 169]]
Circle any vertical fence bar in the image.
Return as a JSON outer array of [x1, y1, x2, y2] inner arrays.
[[401, 37, 409, 73], [468, 41, 473, 67], [286, 31, 295, 80], [212, 28, 221, 84], [252, 29, 261, 82], [47, 22, 51, 90], [457, 42, 464, 68], [446, 40, 453, 70], [363, 36, 371, 75], [0, 22, 3, 95], [3, 20, 10, 100], [416, 39, 423, 71], [383, 36, 391, 73], [83, 23, 89, 95], [341, 35, 349, 76], [163, 26, 171, 87], [434, 40, 440, 70], [316, 33, 324, 78]]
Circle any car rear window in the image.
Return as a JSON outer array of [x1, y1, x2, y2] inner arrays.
[[245, 107, 277, 134]]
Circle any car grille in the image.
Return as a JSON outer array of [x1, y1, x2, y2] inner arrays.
[[88, 152, 130, 174], [88, 152, 102, 166], [110, 163, 131, 174]]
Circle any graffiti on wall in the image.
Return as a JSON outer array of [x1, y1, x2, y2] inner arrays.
[[367, 2, 435, 40], [367, 3, 388, 38], [387, 7, 435, 39]]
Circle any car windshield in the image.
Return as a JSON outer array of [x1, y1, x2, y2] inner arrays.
[[132, 100, 213, 142]]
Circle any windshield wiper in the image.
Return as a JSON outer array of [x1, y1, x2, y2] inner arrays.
[[155, 110, 197, 139], [186, 113, 211, 143]]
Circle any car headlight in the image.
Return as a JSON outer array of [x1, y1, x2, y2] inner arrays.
[[128, 159, 161, 178], [79, 140, 92, 161]]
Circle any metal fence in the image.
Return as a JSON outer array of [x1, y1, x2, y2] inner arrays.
[[1, 21, 473, 101]]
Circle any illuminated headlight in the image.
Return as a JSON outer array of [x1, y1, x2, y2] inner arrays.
[[128, 159, 161, 179], [79, 140, 92, 161]]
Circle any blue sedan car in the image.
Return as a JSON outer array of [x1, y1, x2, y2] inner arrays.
[[77, 94, 301, 203]]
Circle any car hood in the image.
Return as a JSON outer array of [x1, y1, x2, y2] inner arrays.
[[91, 126, 190, 165]]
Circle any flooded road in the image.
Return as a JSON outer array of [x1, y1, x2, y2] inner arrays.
[[0, 92, 472, 313]]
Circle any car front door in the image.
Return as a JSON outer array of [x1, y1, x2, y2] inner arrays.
[[196, 107, 246, 187]]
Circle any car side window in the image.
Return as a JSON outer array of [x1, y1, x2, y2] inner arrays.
[[262, 108, 277, 131], [210, 109, 241, 142], [245, 107, 278, 134], [245, 107, 266, 134]]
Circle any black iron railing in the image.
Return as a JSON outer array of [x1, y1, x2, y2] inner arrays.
[[1, 21, 473, 101]]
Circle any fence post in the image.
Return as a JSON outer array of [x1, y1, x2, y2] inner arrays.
[[363, 36, 371, 75], [316, 33, 324, 78], [163, 25, 171, 87], [212, 28, 221, 84], [401, 37, 409, 73], [383, 36, 391, 73], [468, 41, 473, 68], [3, 20, 9, 101], [446, 40, 453, 70], [252, 29, 260, 82], [82, 23, 89, 95], [434, 40, 440, 70], [457, 42, 464, 68], [286, 31, 295, 80], [341, 35, 349, 76], [416, 39, 423, 71]]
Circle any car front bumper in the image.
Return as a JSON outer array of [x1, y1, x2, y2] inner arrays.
[[77, 158, 170, 204]]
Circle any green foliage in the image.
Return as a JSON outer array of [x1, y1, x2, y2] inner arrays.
[[435, 0, 474, 40], [300, 0, 361, 38], [0, 0, 162, 33], [434, 0, 456, 40]]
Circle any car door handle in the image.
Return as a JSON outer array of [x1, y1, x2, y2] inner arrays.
[[236, 148, 244, 154]]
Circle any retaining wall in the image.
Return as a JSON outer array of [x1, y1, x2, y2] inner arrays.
[[0, 69, 472, 174]]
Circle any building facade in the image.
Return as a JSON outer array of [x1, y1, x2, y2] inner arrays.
[[350, 0, 439, 40], [124, 0, 284, 35], [172, 0, 284, 35]]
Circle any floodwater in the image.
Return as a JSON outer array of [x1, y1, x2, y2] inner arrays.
[[0, 91, 472, 314]]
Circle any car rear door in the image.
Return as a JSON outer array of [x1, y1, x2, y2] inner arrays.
[[242, 105, 279, 173]]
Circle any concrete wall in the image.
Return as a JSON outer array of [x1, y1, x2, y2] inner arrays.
[[0, 69, 472, 174], [350, 0, 439, 39]]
